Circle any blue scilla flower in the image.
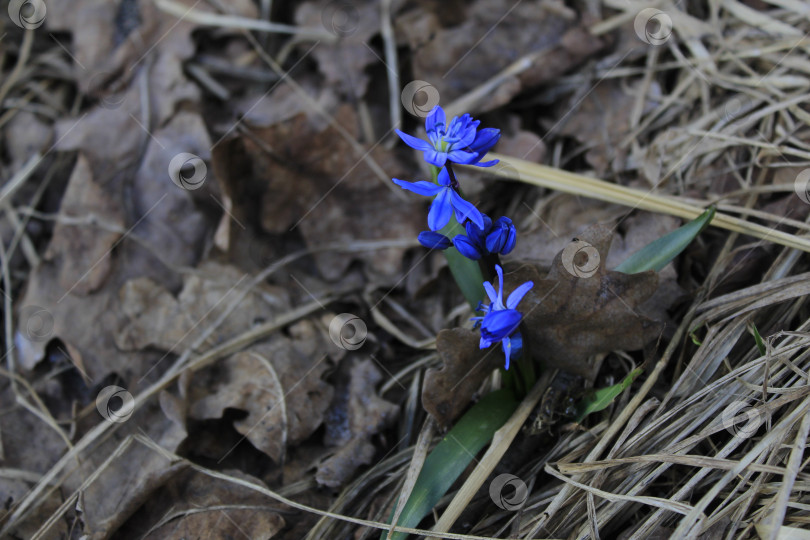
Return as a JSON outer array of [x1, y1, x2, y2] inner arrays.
[[454, 216, 517, 260], [472, 265, 533, 370], [393, 168, 485, 231], [396, 106, 501, 169]]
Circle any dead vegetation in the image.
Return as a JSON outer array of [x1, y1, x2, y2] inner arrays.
[[0, 0, 809, 539]]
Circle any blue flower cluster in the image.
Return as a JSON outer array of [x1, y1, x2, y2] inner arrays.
[[393, 105, 533, 370]]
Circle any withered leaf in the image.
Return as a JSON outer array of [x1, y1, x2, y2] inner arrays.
[[422, 225, 661, 425], [512, 224, 661, 378], [422, 328, 502, 428], [117, 468, 285, 540], [188, 321, 334, 463], [115, 261, 289, 353], [316, 358, 399, 488]]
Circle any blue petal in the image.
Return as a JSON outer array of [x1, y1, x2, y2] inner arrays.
[[427, 188, 452, 231], [425, 149, 447, 168], [446, 148, 479, 164], [436, 167, 452, 187], [393, 179, 443, 197], [396, 130, 433, 152], [506, 281, 534, 310], [469, 128, 501, 154], [493, 264, 506, 309], [483, 280, 498, 305], [418, 231, 452, 250], [474, 158, 499, 167], [485, 228, 505, 254], [480, 309, 522, 342], [426, 106, 445, 133], [453, 234, 482, 260], [502, 336, 512, 370], [449, 189, 485, 229], [502, 223, 517, 254]]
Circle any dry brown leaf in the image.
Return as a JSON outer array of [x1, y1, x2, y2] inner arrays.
[[219, 103, 423, 281], [115, 261, 289, 353], [64, 399, 189, 539], [422, 225, 661, 425], [510, 224, 661, 377], [397, 0, 588, 106], [44, 154, 124, 296], [422, 328, 502, 428], [188, 321, 333, 463], [316, 358, 399, 487], [116, 468, 285, 540], [295, 0, 381, 98]]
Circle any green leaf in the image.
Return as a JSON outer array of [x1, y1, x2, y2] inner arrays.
[[383, 389, 519, 540], [750, 323, 766, 356], [615, 207, 715, 274], [575, 368, 643, 423]]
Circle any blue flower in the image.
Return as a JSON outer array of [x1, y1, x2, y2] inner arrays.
[[396, 106, 500, 168], [471, 265, 533, 369], [418, 231, 452, 250], [393, 168, 485, 231], [454, 216, 517, 260]]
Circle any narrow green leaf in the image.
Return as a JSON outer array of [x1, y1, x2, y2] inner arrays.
[[384, 389, 519, 540], [750, 323, 766, 356], [575, 368, 643, 423], [615, 207, 715, 274]]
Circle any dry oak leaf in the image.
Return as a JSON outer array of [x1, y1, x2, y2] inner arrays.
[[508, 224, 661, 378], [316, 358, 399, 488], [422, 327, 502, 428], [115, 261, 289, 353], [423, 224, 661, 426], [116, 468, 285, 540], [188, 326, 333, 463]]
